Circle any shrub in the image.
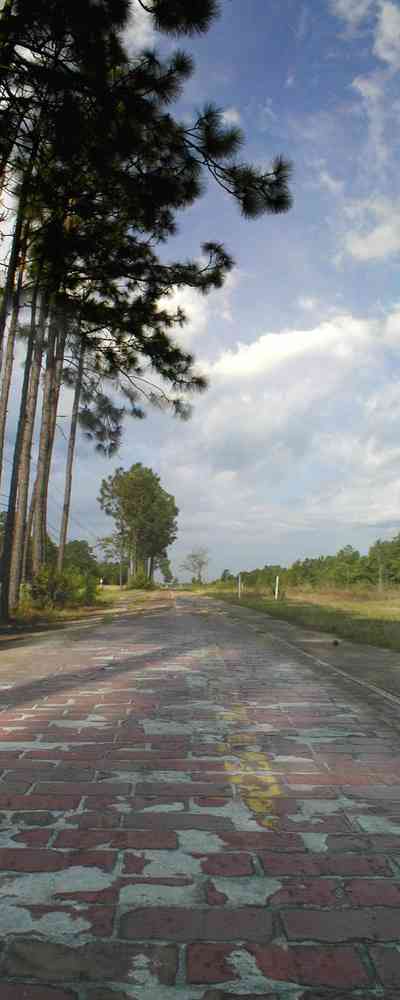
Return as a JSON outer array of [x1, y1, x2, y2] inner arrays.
[[31, 566, 83, 608], [82, 573, 98, 604], [128, 569, 155, 590]]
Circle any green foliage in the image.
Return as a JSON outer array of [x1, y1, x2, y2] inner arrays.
[[157, 553, 173, 584], [64, 539, 99, 576], [30, 566, 97, 608], [224, 534, 400, 596], [128, 569, 155, 590], [98, 463, 178, 582]]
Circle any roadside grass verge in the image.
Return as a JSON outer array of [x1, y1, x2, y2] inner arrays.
[[206, 589, 400, 654], [8, 587, 165, 633]]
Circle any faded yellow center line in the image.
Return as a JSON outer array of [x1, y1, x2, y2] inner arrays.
[[218, 705, 281, 829]]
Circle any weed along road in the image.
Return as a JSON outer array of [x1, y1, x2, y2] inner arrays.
[[2, 594, 400, 996]]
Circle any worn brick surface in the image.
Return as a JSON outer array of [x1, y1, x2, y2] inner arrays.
[[2, 592, 400, 997]]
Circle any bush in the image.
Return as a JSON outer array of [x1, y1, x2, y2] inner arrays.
[[128, 569, 155, 590], [82, 573, 98, 604], [31, 566, 95, 608]]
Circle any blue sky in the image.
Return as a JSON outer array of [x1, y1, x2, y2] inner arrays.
[[5, 0, 400, 578]]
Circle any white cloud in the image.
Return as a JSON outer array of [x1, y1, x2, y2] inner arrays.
[[149, 305, 400, 572], [210, 315, 373, 381], [122, 2, 155, 52], [319, 169, 344, 196], [222, 107, 242, 126], [374, 1, 400, 68], [157, 270, 240, 347], [331, 0, 375, 27], [352, 73, 388, 166], [258, 98, 277, 131], [345, 196, 400, 259], [298, 296, 319, 311], [158, 286, 210, 347]]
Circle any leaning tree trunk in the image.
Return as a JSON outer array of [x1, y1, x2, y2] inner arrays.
[[0, 142, 37, 367], [0, 272, 44, 620], [21, 475, 37, 584], [31, 308, 58, 576], [0, 220, 30, 490], [0, 0, 18, 93], [39, 319, 67, 567], [8, 292, 49, 611], [57, 336, 85, 573]]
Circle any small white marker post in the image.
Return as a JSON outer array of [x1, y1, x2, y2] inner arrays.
[[274, 575, 279, 601], [238, 573, 242, 600]]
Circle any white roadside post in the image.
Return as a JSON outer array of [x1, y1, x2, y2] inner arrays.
[[274, 575, 279, 601]]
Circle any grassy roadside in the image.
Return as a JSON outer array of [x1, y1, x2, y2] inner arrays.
[[3, 587, 169, 636], [206, 590, 400, 653]]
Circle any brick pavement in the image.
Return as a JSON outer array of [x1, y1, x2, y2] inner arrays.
[[0, 595, 400, 997]]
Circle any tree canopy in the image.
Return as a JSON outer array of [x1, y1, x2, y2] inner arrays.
[[98, 463, 178, 581]]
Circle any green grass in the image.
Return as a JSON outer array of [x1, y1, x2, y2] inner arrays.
[[9, 586, 166, 631], [207, 588, 400, 653]]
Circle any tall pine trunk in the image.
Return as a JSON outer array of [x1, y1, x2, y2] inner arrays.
[[0, 220, 29, 490], [31, 307, 58, 576], [57, 336, 85, 573], [0, 272, 44, 619], [8, 292, 49, 612], [0, 144, 36, 368], [40, 318, 67, 566], [21, 475, 36, 584]]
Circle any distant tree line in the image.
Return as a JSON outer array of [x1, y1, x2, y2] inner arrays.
[[217, 536, 400, 593]]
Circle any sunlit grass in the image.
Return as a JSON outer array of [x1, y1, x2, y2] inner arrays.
[[207, 587, 400, 653]]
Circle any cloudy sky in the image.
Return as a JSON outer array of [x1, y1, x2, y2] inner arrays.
[[5, 0, 400, 579]]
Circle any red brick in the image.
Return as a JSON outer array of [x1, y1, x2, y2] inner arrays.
[[371, 944, 400, 985], [187, 943, 369, 987], [368, 835, 400, 851], [66, 851, 117, 872], [1, 939, 178, 984], [26, 749, 102, 760], [0, 988, 77, 1000], [0, 779, 33, 793], [201, 853, 254, 876], [135, 782, 232, 797], [24, 904, 115, 937], [221, 832, 304, 851], [0, 760, 57, 771], [0, 849, 71, 872], [69, 811, 121, 829], [346, 878, 400, 906], [283, 908, 400, 941], [0, 794, 81, 810], [259, 852, 392, 876], [35, 781, 132, 796], [253, 943, 370, 988], [279, 815, 352, 833], [12, 811, 57, 826], [270, 878, 344, 907], [14, 829, 51, 847], [194, 797, 230, 807], [55, 829, 177, 850], [119, 907, 274, 942], [325, 835, 372, 852], [123, 813, 232, 832], [132, 795, 187, 811], [119, 853, 147, 874]]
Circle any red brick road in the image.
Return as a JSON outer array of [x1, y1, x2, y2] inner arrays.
[[0, 595, 400, 997]]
